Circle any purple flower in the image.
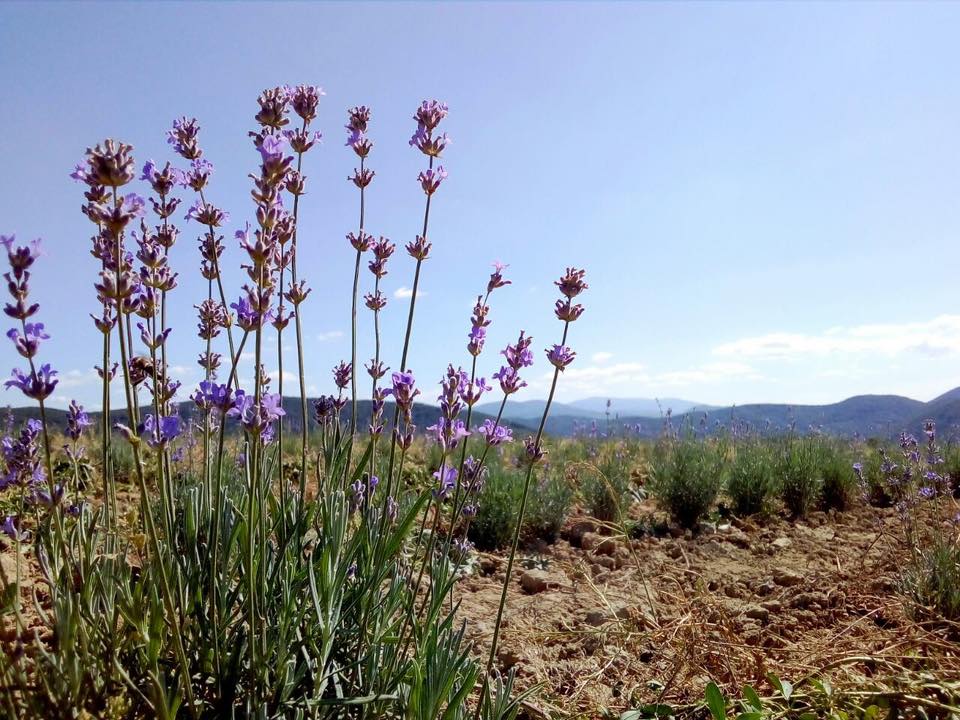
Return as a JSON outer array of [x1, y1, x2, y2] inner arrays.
[[1, 235, 42, 277], [349, 479, 365, 513], [346, 129, 372, 158], [346, 105, 371, 133], [66, 400, 91, 442], [5, 364, 58, 401], [137, 322, 172, 350], [405, 235, 431, 261], [333, 361, 352, 391], [488, 262, 511, 292], [555, 267, 588, 299], [167, 117, 202, 160], [412, 100, 449, 131], [554, 299, 584, 323], [32, 483, 64, 508], [2, 516, 29, 542], [228, 390, 286, 437], [432, 465, 458, 501], [143, 414, 182, 449], [524, 436, 546, 465], [313, 395, 337, 424], [191, 381, 234, 414], [389, 371, 420, 411], [6, 323, 49, 359], [479, 418, 512, 446], [386, 496, 398, 524], [185, 199, 229, 227], [546, 344, 576, 371], [258, 133, 290, 163], [502, 332, 534, 370], [427, 417, 470, 450], [183, 158, 214, 192], [492, 366, 526, 396], [410, 129, 450, 158], [348, 231, 373, 253], [1, 419, 44, 489], [460, 377, 490, 406], [418, 166, 447, 195], [467, 325, 486, 357], [291, 84, 324, 122]]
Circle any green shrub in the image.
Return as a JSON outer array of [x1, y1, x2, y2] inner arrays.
[[469, 465, 521, 551], [820, 441, 857, 511], [856, 443, 896, 506], [524, 467, 574, 543], [727, 440, 777, 516], [941, 442, 960, 498], [580, 441, 638, 521], [903, 535, 960, 620], [778, 437, 824, 517], [649, 435, 725, 529]]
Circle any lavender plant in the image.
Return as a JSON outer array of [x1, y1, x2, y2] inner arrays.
[[857, 422, 960, 620], [0, 87, 585, 720]]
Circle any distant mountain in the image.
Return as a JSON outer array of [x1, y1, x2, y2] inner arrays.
[[8, 387, 960, 440], [567, 396, 713, 418], [535, 389, 960, 439], [3, 398, 504, 437], [474, 399, 606, 422]]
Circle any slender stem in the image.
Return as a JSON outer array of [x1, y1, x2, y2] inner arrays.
[[288, 117, 310, 493], [475, 322, 569, 717], [383, 156, 434, 511]]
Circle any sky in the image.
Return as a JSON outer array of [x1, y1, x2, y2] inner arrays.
[[2, 1, 960, 411]]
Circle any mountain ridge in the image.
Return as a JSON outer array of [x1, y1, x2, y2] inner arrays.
[[5, 388, 960, 440]]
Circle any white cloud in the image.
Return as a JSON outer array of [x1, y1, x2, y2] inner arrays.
[[394, 286, 425, 300], [316, 330, 344, 342], [653, 362, 761, 387], [547, 362, 650, 393], [713, 314, 960, 360], [591, 351, 613, 363], [267, 369, 297, 384], [539, 360, 761, 395], [57, 369, 99, 388]]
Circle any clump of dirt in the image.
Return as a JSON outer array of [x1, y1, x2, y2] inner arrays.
[[455, 501, 960, 717]]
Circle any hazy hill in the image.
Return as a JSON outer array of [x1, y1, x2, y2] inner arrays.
[[7, 387, 960, 440]]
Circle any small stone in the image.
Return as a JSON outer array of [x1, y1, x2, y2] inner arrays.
[[726, 530, 751, 549], [520, 569, 551, 594], [666, 544, 683, 560], [479, 557, 500, 575], [772, 537, 792, 550], [596, 537, 619, 556], [565, 519, 597, 546], [760, 600, 782, 613], [743, 604, 770, 623], [773, 567, 803, 587], [757, 580, 777, 596], [585, 608, 608, 627], [581, 532, 603, 551], [592, 555, 616, 570]]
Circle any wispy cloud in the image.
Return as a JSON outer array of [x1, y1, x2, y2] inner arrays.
[[394, 286, 424, 300], [316, 330, 344, 342], [538, 360, 761, 395], [57, 369, 99, 388], [591, 351, 613, 363], [713, 314, 960, 360], [654, 362, 761, 387]]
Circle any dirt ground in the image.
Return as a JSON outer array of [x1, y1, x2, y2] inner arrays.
[[456, 501, 960, 718], [3, 496, 958, 718]]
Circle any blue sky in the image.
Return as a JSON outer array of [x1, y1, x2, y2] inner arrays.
[[2, 1, 960, 411]]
